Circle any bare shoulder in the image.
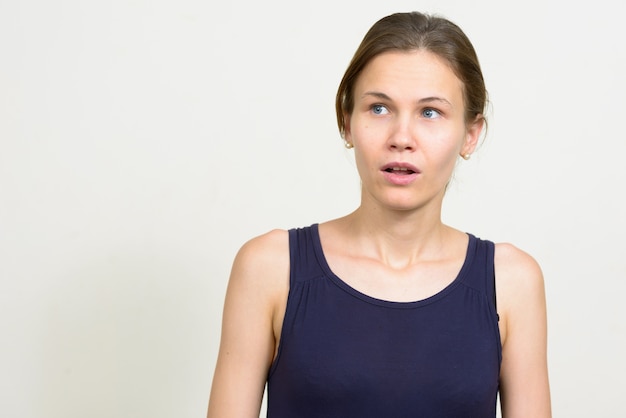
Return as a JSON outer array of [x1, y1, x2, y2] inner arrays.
[[208, 229, 290, 417], [494, 242, 547, 345], [225, 228, 291, 342], [230, 228, 290, 295], [495, 241, 542, 271], [494, 242, 544, 295], [235, 229, 290, 268], [494, 243, 543, 300], [494, 243, 551, 416]]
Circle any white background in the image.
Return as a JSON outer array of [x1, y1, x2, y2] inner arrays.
[[1, 0, 625, 417]]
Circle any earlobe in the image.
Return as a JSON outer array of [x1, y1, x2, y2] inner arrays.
[[462, 115, 484, 156], [342, 112, 353, 147]]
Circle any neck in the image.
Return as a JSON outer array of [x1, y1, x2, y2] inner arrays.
[[340, 203, 452, 270]]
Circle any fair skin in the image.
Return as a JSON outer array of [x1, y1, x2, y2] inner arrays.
[[207, 50, 551, 418]]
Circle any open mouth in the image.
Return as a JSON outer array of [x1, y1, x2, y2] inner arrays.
[[384, 167, 417, 175]]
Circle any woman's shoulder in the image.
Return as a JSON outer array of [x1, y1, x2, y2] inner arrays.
[[493, 242, 544, 287], [239, 228, 289, 252], [493, 242, 546, 342], [233, 228, 290, 274], [225, 229, 291, 306]]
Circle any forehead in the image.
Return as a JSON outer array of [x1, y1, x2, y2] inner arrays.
[[354, 50, 464, 104]]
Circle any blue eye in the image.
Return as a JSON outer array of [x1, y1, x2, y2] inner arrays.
[[372, 104, 389, 115], [422, 108, 441, 119]]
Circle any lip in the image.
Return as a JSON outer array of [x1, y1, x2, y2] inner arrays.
[[380, 162, 420, 185]]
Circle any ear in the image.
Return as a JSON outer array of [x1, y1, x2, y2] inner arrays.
[[343, 112, 352, 141], [461, 115, 484, 156]]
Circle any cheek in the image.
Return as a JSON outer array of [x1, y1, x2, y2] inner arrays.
[[349, 119, 372, 144], [353, 147, 370, 171], [421, 131, 466, 169], [352, 145, 380, 182], [436, 125, 469, 154]]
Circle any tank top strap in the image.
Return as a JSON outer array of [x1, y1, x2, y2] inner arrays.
[[462, 234, 497, 314], [288, 224, 326, 284]]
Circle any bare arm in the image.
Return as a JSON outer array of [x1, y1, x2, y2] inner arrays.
[[207, 230, 289, 418], [495, 243, 551, 418]]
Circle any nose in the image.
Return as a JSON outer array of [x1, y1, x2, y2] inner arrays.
[[387, 115, 415, 151]]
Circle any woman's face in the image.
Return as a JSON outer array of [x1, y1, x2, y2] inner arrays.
[[344, 50, 482, 213]]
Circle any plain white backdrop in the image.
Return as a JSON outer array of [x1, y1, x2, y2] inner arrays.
[[1, 0, 625, 417]]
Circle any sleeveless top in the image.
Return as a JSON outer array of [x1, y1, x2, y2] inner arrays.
[[266, 224, 502, 418]]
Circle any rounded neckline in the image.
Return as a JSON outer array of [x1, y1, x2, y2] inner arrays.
[[310, 223, 476, 309]]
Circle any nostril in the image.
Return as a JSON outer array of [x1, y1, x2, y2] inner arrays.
[[390, 144, 414, 151]]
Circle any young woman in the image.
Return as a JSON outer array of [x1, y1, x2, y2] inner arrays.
[[208, 11, 551, 418]]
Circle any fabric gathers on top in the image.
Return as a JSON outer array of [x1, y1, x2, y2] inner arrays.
[[266, 224, 502, 418]]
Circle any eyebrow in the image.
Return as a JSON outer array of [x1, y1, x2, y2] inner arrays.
[[362, 91, 453, 107], [418, 96, 453, 107], [362, 91, 392, 100]]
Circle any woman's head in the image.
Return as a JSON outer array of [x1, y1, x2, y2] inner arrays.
[[336, 12, 487, 137]]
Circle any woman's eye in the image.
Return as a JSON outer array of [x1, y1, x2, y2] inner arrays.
[[422, 108, 441, 119], [371, 104, 389, 115]]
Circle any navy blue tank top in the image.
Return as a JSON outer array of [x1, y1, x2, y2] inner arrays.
[[267, 224, 502, 418]]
